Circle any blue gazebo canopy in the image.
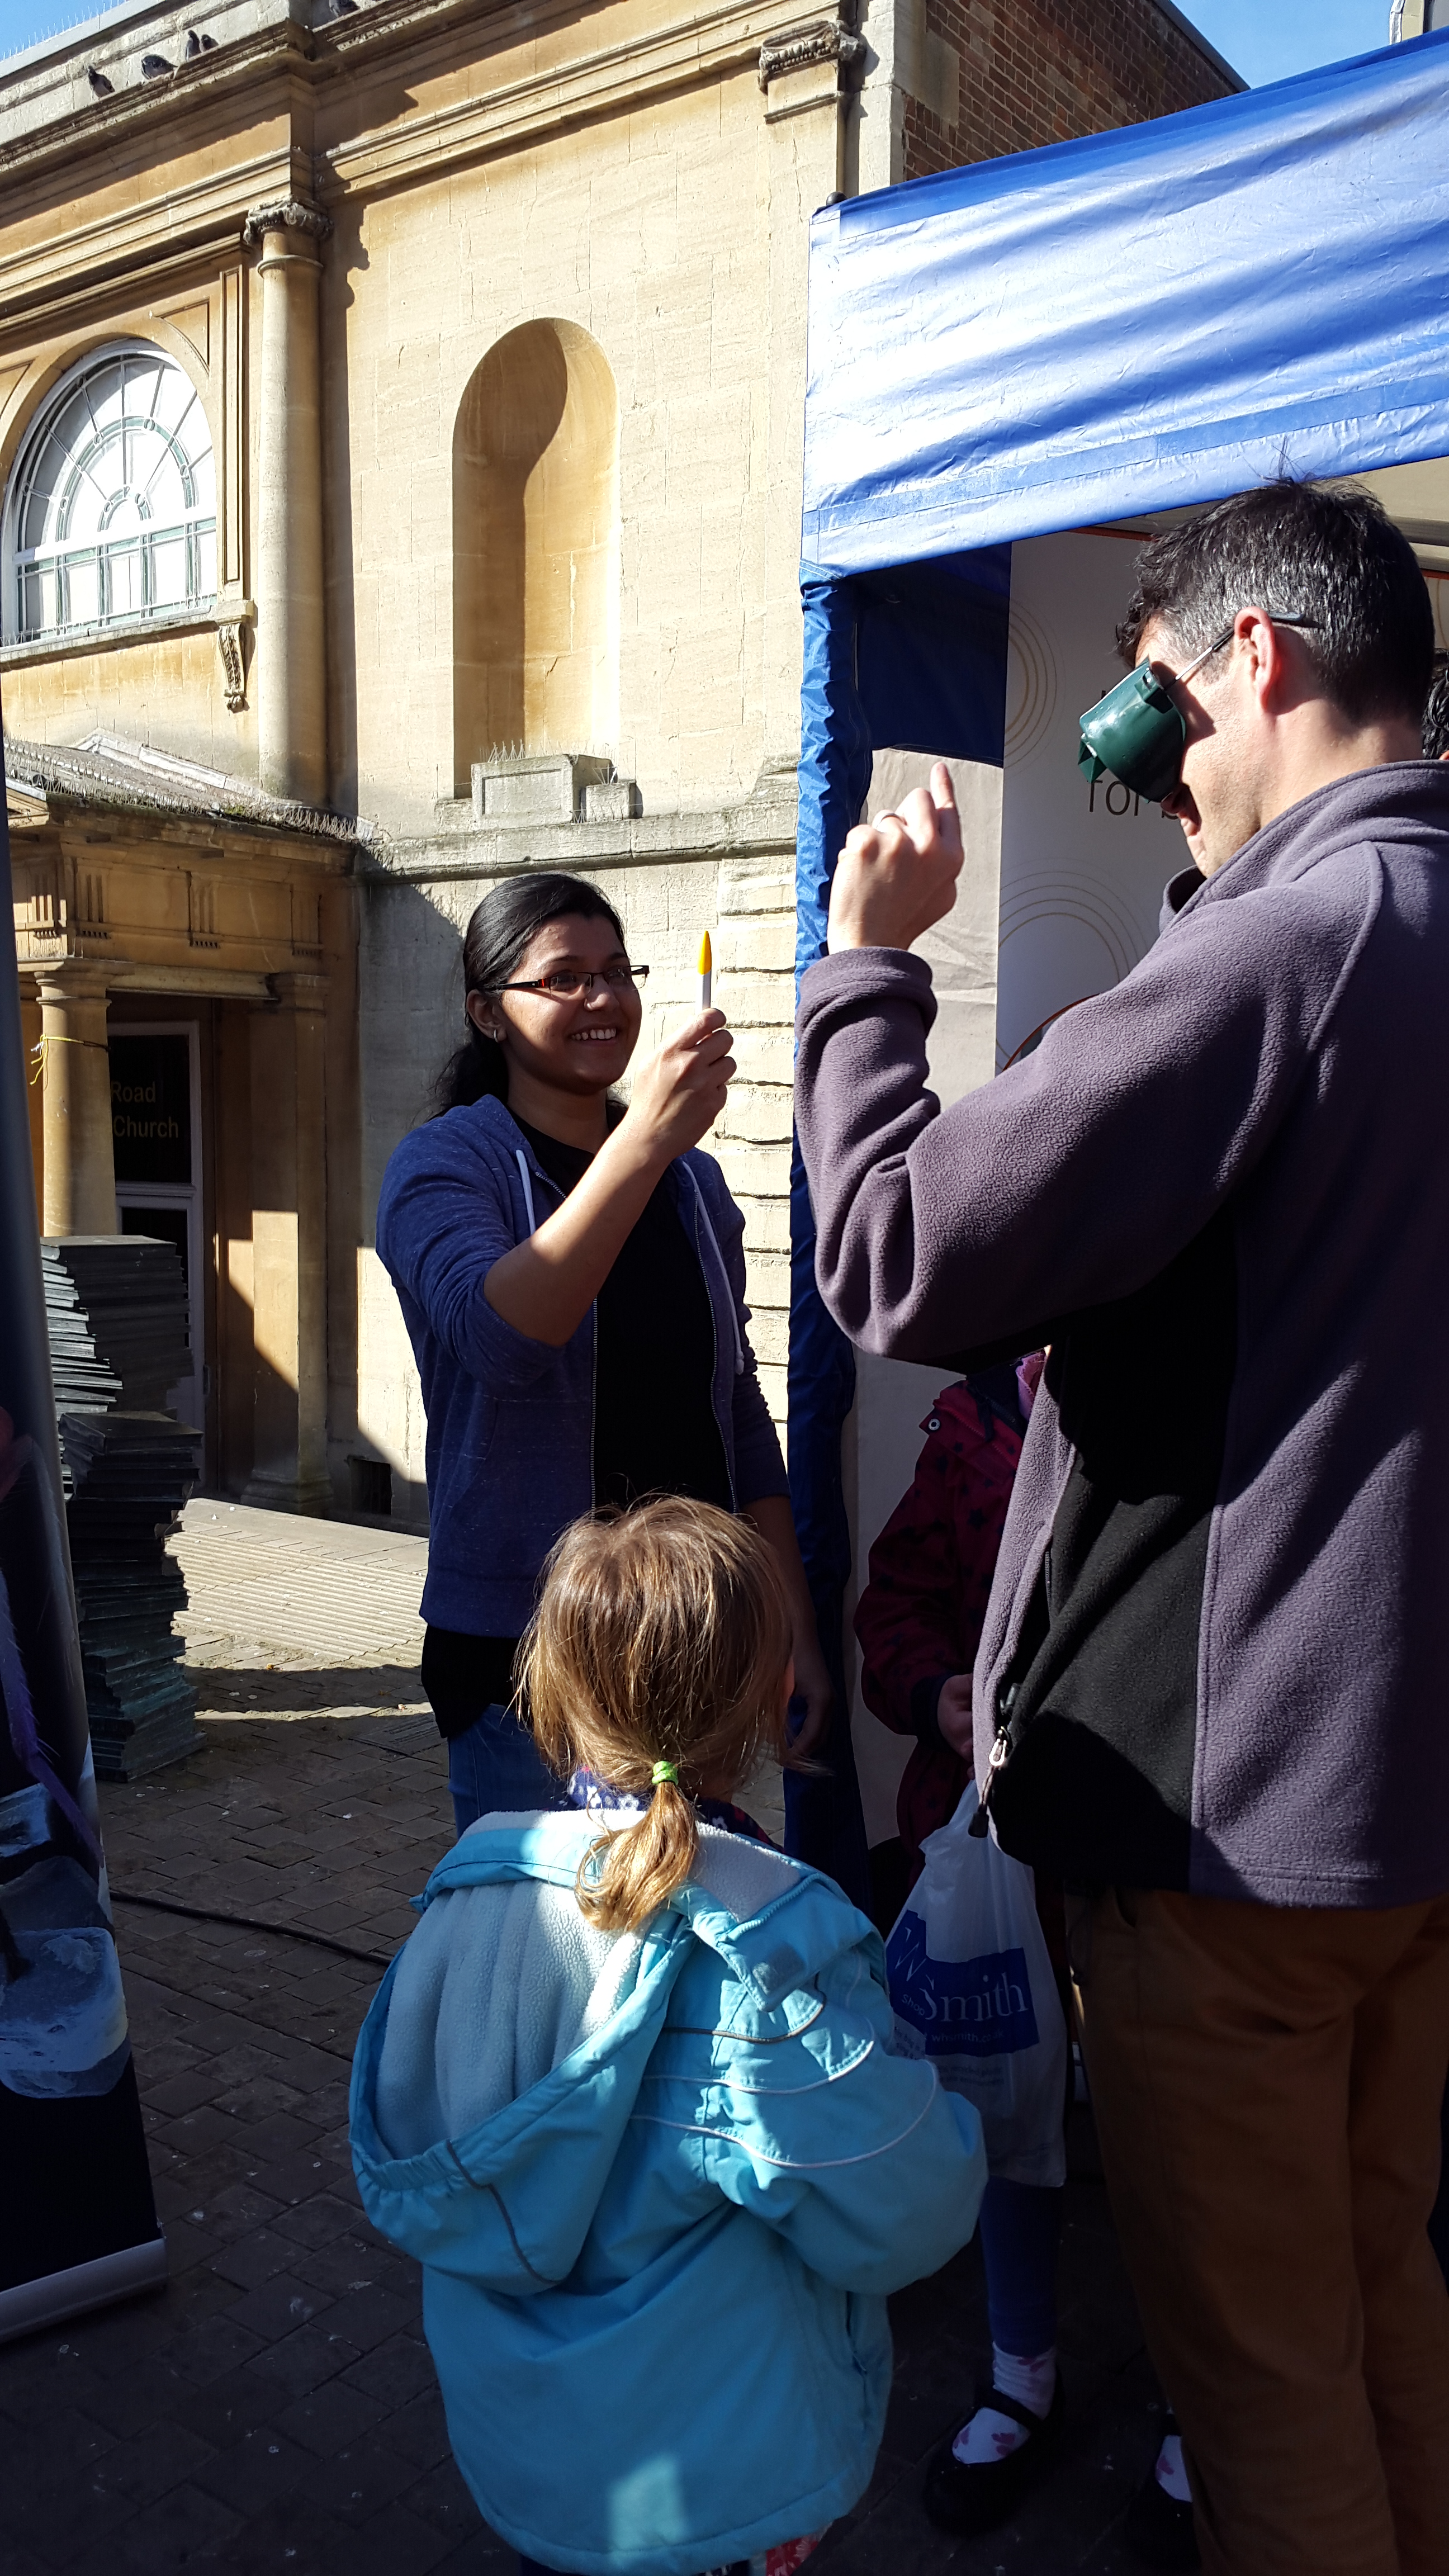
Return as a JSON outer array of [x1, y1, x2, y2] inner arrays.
[[786, 25, 1449, 1900]]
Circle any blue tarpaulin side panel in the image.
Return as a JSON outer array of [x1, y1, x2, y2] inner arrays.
[[802, 29, 1449, 577], [853, 548, 1013, 763], [794, 576, 874, 987], [786, 577, 872, 1905]]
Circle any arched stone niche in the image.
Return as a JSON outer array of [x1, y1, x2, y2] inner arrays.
[[453, 319, 619, 788]]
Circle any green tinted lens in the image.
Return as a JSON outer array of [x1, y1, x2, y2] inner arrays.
[[1077, 665, 1186, 802]]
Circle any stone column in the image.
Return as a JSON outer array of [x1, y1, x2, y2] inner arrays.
[[243, 198, 332, 809], [37, 962, 116, 1235], [243, 972, 330, 1515]]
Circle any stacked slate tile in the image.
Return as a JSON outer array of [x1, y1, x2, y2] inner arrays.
[[41, 1237, 202, 1782]]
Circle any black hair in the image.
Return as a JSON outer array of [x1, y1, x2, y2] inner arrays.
[[431, 872, 627, 1114], [1423, 655, 1449, 762], [1116, 480, 1434, 731]]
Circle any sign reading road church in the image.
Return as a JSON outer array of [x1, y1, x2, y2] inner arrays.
[[109, 1035, 191, 1187]]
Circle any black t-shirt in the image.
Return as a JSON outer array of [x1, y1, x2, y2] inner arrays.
[[517, 1117, 732, 1514], [423, 1118, 732, 1735]]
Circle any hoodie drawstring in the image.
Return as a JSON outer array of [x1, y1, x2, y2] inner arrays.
[[686, 1170, 744, 1376], [514, 1148, 537, 1239]]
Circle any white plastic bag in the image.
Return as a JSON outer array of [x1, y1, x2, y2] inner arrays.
[[884, 1782, 1067, 2186]]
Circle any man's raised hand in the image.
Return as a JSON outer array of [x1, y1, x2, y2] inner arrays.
[[825, 761, 965, 955]]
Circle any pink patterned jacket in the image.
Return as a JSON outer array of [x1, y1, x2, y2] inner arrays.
[[855, 1367, 1031, 1884]]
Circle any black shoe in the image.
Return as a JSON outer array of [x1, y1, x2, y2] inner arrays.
[[924, 2376, 1066, 2535], [1123, 2422, 1200, 2573]]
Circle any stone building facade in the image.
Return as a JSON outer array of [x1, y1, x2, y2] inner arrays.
[[0, 0, 1235, 1528]]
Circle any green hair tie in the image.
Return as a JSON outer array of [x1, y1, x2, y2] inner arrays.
[[651, 1760, 679, 1788]]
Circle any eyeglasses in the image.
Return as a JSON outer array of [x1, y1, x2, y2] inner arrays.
[[1077, 614, 1323, 802], [486, 964, 651, 1000]]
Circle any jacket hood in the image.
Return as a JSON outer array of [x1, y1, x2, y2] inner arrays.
[[1161, 758, 1449, 931], [349, 1813, 874, 2294]]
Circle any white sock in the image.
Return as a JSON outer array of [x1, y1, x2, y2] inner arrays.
[[951, 2345, 1057, 2465], [1154, 2430, 1192, 2504]]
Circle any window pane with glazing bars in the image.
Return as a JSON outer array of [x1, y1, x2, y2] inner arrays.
[[12, 348, 217, 640]]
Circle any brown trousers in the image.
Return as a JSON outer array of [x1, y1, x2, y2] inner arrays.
[[1069, 1886, 1449, 2576]]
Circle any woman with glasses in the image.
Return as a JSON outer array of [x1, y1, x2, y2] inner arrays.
[[376, 870, 831, 1835]]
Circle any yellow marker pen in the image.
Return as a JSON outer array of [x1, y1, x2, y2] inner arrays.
[[698, 930, 713, 1011]]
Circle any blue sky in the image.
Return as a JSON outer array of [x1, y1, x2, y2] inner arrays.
[[0, 0, 120, 61], [1175, 0, 1390, 86], [0, 0, 1402, 77]]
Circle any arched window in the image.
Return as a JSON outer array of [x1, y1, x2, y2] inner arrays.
[[453, 321, 619, 787], [6, 344, 216, 643]]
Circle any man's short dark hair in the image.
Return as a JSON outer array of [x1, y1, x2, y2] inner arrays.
[[1116, 480, 1434, 730]]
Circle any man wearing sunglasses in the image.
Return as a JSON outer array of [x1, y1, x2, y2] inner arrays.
[[794, 479, 1449, 2576]]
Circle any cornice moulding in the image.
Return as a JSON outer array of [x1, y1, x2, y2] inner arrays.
[[0, 25, 312, 192], [1, 0, 850, 268], [323, 0, 842, 197], [0, 240, 245, 356], [365, 785, 799, 882], [0, 149, 296, 328]]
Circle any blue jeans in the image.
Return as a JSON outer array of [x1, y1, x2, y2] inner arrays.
[[977, 2175, 1062, 2356], [446, 1701, 566, 1839]]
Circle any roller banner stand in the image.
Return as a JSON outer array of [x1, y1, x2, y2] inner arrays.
[[0, 727, 165, 2345]]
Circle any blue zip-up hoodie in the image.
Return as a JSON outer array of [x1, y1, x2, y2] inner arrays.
[[350, 1812, 985, 2574], [376, 1097, 787, 1632]]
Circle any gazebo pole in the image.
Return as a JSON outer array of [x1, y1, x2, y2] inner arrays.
[[0, 728, 164, 2341]]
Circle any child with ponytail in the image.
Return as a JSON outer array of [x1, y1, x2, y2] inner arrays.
[[351, 1497, 987, 2576]]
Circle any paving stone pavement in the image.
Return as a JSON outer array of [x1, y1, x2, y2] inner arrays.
[[2, 1503, 1169, 2576]]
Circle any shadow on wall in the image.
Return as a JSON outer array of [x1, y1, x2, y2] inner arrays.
[[353, 875, 477, 1528], [452, 319, 619, 792], [326, 207, 370, 820], [358, 875, 470, 1211]]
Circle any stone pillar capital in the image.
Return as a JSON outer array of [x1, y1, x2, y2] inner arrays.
[[758, 17, 865, 94], [264, 970, 329, 1012], [242, 197, 332, 252], [35, 958, 112, 1003]]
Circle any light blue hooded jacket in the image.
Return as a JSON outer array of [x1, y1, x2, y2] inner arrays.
[[350, 1811, 986, 2574]]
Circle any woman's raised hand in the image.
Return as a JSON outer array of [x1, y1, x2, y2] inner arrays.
[[622, 1008, 736, 1163]]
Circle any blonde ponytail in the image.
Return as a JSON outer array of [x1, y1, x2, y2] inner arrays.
[[578, 1776, 698, 1934], [521, 1498, 794, 1937]]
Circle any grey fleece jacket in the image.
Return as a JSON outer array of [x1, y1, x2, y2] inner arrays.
[[796, 763, 1449, 1907]]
